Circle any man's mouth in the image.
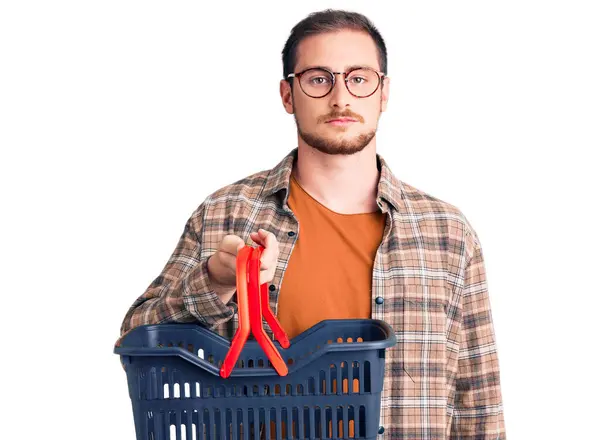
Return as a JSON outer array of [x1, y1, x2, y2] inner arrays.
[[326, 118, 357, 126], [327, 117, 357, 123]]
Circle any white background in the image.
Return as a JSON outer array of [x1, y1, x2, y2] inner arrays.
[[1, 1, 599, 438]]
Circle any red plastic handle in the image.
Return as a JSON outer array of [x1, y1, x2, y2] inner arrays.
[[219, 246, 252, 378], [220, 245, 290, 378]]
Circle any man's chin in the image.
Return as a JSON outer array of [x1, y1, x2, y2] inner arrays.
[[310, 144, 366, 156], [298, 130, 375, 156]]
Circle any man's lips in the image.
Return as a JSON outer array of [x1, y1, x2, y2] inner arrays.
[[326, 117, 357, 123]]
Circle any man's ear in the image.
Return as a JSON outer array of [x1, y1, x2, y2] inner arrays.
[[280, 79, 294, 115], [381, 76, 390, 112]]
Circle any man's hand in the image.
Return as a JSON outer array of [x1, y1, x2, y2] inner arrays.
[[207, 229, 280, 304]]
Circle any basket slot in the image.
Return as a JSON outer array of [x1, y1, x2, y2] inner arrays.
[[318, 406, 325, 438], [328, 406, 336, 438], [239, 409, 247, 439], [234, 408, 242, 439], [150, 368, 157, 400], [175, 411, 182, 440], [146, 410, 154, 439], [184, 410, 193, 440], [298, 406, 305, 438], [308, 377, 315, 395], [172, 369, 181, 398], [158, 367, 166, 399], [152, 411, 163, 439], [351, 405, 359, 439], [359, 405, 367, 437], [167, 412, 176, 440], [217, 407, 225, 439], [352, 361, 360, 394], [191, 410, 199, 440], [328, 364, 335, 394]]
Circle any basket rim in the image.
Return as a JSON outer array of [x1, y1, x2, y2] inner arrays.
[[114, 318, 396, 377]]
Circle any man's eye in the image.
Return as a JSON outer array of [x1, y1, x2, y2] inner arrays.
[[350, 77, 367, 84], [310, 77, 330, 85]]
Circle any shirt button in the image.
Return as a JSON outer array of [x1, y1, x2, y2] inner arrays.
[[269, 284, 276, 291], [378, 426, 385, 434], [375, 296, 384, 305], [287, 231, 296, 237]]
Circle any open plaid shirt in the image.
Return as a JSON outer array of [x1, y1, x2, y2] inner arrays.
[[117, 147, 506, 439]]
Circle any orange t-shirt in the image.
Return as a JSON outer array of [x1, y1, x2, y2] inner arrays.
[[276, 173, 387, 340]]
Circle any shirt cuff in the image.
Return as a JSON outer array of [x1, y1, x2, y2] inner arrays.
[[182, 256, 237, 329]]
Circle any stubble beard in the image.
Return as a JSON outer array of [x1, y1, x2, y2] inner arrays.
[[292, 97, 382, 156]]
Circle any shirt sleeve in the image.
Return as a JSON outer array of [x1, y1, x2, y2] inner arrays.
[[115, 202, 237, 347], [450, 231, 507, 439]]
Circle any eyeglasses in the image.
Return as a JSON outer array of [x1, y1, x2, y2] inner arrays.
[[286, 66, 386, 98]]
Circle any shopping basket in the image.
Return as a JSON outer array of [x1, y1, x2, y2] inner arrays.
[[115, 245, 397, 439]]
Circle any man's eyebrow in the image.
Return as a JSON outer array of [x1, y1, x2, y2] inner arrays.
[[300, 64, 375, 72]]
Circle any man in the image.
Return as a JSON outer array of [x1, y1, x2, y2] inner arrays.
[[117, 9, 507, 439]]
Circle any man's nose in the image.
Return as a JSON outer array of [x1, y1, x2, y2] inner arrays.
[[328, 73, 352, 107]]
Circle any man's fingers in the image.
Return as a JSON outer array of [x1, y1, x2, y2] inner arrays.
[[220, 235, 246, 256], [212, 230, 279, 286], [258, 229, 279, 254], [259, 228, 275, 243], [216, 251, 238, 273], [249, 231, 264, 246], [259, 269, 274, 286], [253, 230, 279, 270]]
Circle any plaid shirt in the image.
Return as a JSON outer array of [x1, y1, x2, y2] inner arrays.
[[117, 147, 506, 439]]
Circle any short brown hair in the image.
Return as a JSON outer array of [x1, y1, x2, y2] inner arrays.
[[281, 9, 388, 83]]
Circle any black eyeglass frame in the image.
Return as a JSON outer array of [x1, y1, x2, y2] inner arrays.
[[286, 66, 386, 98]]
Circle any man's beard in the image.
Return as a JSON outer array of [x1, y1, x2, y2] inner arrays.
[[296, 122, 376, 156], [292, 101, 380, 156]]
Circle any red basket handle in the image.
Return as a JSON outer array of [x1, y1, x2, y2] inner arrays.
[[220, 245, 290, 378]]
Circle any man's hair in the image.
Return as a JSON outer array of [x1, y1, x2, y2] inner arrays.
[[281, 9, 388, 86]]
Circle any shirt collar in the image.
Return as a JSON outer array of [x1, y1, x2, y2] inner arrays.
[[262, 147, 404, 213]]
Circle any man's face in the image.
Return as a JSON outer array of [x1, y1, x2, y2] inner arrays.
[[280, 30, 390, 156]]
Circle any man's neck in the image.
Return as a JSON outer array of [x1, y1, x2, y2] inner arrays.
[[291, 142, 381, 214]]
